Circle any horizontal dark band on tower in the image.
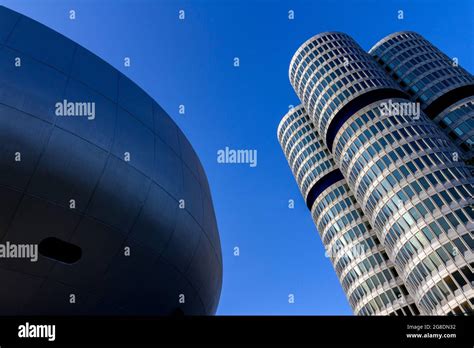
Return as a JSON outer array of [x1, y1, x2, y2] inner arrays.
[[326, 88, 408, 151], [306, 169, 345, 210], [424, 84, 474, 119]]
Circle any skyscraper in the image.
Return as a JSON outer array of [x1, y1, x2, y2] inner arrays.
[[369, 31, 474, 164], [280, 32, 474, 315], [278, 105, 420, 315]]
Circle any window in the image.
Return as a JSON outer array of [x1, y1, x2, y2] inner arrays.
[[436, 248, 450, 264], [444, 243, 457, 258], [452, 271, 467, 287], [452, 238, 467, 255]]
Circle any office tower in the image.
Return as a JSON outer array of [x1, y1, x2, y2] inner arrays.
[[278, 105, 420, 315], [370, 31, 474, 164], [0, 6, 222, 315], [284, 31, 474, 315]]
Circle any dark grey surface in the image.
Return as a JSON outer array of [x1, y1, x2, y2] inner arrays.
[[0, 5, 222, 315]]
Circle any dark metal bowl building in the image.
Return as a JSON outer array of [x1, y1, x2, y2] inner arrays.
[[0, 6, 222, 315]]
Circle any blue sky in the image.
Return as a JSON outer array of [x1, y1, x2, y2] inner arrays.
[[2, 0, 472, 315]]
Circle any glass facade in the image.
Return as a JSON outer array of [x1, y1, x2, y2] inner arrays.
[[284, 32, 474, 315], [278, 106, 419, 315], [370, 31, 474, 163], [289, 32, 402, 148], [278, 105, 336, 200], [333, 99, 474, 315], [433, 97, 474, 164]]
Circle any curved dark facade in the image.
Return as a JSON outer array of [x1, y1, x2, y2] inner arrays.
[[0, 6, 222, 315]]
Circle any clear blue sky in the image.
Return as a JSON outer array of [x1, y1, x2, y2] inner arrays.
[[2, 0, 472, 315]]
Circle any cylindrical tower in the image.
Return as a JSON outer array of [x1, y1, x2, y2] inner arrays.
[[433, 97, 474, 164], [278, 105, 420, 315], [369, 31, 474, 163], [289, 32, 406, 150], [289, 33, 474, 315]]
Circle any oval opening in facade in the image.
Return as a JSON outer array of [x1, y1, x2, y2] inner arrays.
[[38, 237, 82, 264]]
